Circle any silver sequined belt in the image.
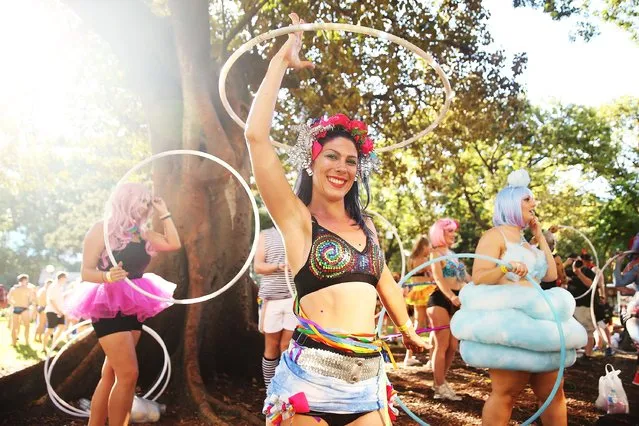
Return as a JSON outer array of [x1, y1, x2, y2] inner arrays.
[[293, 346, 382, 384]]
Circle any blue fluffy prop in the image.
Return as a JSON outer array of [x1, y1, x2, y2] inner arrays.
[[451, 284, 587, 372]]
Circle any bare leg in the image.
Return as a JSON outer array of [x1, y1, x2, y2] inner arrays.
[[427, 306, 451, 386], [267, 415, 329, 426], [35, 311, 46, 342], [482, 369, 530, 426], [21, 311, 30, 346], [11, 313, 20, 345], [279, 329, 294, 354], [349, 409, 388, 425], [99, 330, 141, 426], [444, 334, 458, 375], [530, 370, 567, 426], [88, 358, 115, 426]]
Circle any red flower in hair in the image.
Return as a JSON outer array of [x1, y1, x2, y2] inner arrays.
[[361, 137, 374, 155], [349, 119, 368, 134]]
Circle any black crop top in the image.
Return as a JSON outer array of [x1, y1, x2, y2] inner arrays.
[[294, 218, 385, 299], [99, 240, 151, 279]]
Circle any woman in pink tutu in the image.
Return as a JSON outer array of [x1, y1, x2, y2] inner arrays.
[[69, 182, 180, 426]]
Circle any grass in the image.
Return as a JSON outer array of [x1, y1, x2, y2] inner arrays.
[[0, 315, 45, 377]]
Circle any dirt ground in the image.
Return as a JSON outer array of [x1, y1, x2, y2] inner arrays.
[[2, 345, 638, 426]]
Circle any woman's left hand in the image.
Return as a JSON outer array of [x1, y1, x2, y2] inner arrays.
[[152, 197, 169, 216], [402, 330, 428, 353]]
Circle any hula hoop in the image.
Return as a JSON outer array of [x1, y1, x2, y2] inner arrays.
[[44, 320, 171, 417], [378, 253, 567, 426], [589, 250, 636, 335], [556, 225, 599, 268], [219, 23, 453, 152], [104, 149, 260, 305]]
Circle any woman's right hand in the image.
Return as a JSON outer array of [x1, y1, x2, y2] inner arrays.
[[275, 13, 315, 71], [450, 294, 461, 307], [107, 261, 128, 282], [508, 261, 528, 278]]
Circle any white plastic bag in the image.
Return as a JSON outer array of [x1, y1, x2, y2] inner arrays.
[[595, 364, 629, 414]]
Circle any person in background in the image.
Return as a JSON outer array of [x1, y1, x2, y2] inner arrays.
[[34, 279, 52, 343], [43, 272, 68, 352], [565, 254, 597, 360], [254, 214, 296, 389], [7, 274, 34, 346]]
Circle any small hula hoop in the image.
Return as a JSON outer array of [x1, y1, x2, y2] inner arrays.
[[556, 225, 599, 268], [104, 149, 260, 305], [589, 250, 636, 335], [378, 253, 566, 426], [219, 23, 453, 152], [44, 320, 171, 417]]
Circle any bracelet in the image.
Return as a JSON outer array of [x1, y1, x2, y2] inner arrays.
[[397, 319, 413, 334], [500, 265, 509, 274], [160, 212, 172, 220], [105, 271, 113, 283]]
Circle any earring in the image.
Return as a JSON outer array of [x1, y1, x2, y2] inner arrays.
[[306, 167, 313, 176]]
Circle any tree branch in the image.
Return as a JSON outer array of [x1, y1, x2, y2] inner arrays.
[[222, 0, 270, 54]]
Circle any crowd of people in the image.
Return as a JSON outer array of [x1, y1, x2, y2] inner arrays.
[[2, 271, 82, 352]]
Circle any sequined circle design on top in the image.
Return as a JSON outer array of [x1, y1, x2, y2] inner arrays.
[[309, 233, 356, 279]]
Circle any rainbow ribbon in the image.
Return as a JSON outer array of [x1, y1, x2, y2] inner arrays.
[[293, 298, 398, 368]]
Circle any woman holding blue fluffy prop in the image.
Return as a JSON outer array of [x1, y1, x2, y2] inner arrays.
[[450, 169, 587, 426]]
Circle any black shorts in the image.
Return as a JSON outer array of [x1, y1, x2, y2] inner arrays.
[[92, 312, 143, 339], [46, 312, 65, 328], [427, 289, 460, 316]]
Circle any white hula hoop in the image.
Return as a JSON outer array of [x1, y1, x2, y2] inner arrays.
[[44, 320, 171, 417], [589, 251, 635, 334], [368, 210, 406, 278], [557, 225, 599, 268], [104, 149, 260, 305], [219, 23, 453, 152]]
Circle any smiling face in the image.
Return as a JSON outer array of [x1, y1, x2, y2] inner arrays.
[[520, 193, 537, 225], [311, 136, 358, 202]]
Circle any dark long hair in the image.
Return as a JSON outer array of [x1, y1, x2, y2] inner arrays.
[[293, 127, 371, 228]]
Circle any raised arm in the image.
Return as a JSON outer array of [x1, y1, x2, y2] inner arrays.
[[143, 197, 181, 252], [244, 13, 314, 236]]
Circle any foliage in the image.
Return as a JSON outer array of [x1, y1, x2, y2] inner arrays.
[[514, 0, 639, 42]]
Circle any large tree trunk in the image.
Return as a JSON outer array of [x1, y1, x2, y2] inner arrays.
[[0, 1, 263, 423]]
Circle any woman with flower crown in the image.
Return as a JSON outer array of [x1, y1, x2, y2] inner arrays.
[[68, 183, 181, 426], [244, 13, 427, 426], [450, 170, 587, 426]]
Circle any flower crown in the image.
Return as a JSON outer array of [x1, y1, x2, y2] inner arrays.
[[287, 113, 381, 179]]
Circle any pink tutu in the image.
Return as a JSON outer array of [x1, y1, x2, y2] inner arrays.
[[66, 273, 176, 322]]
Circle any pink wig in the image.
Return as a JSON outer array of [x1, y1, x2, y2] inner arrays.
[[101, 183, 156, 268], [429, 218, 459, 248]]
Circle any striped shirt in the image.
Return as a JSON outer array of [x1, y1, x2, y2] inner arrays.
[[258, 227, 292, 300]]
